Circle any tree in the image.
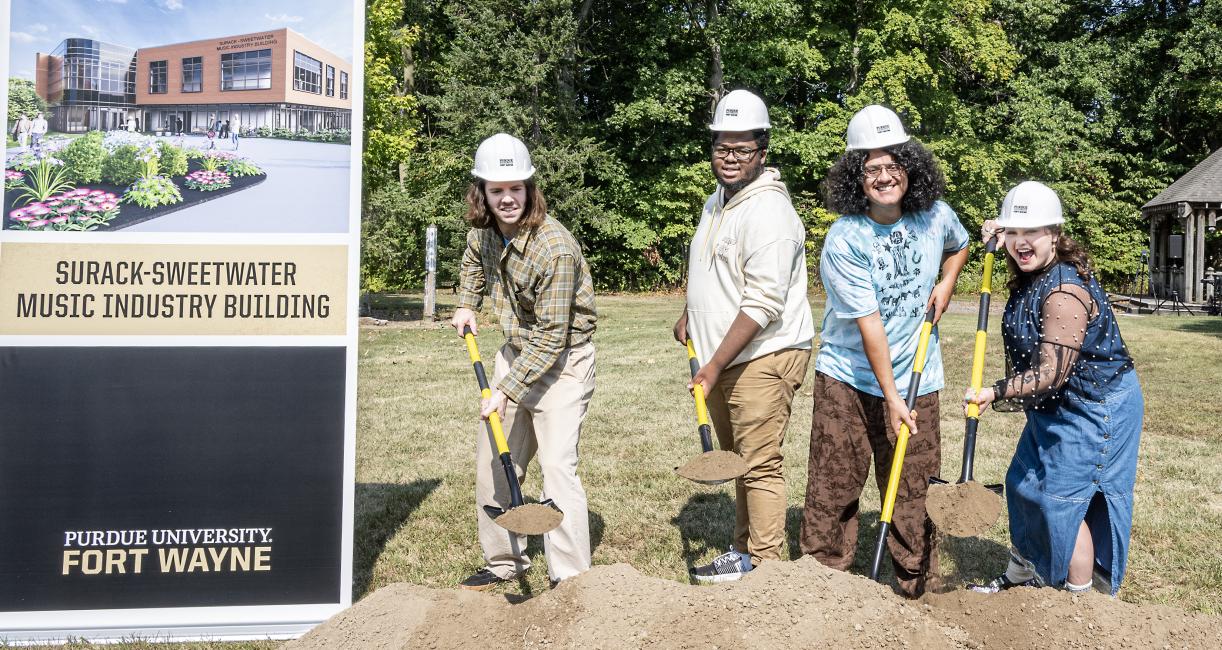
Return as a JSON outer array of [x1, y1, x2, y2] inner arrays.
[[7, 78, 47, 124]]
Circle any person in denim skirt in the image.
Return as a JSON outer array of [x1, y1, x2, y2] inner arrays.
[[965, 181, 1143, 596]]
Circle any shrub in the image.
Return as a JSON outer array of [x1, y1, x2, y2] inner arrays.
[[157, 141, 188, 177], [123, 176, 182, 208], [59, 131, 106, 184], [101, 145, 144, 186], [226, 157, 263, 177]]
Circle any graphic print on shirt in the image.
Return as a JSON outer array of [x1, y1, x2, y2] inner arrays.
[[873, 227, 926, 318]]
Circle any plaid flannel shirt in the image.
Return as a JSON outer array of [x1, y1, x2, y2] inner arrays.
[[457, 216, 597, 402]]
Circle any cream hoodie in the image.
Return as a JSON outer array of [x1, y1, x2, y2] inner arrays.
[[686, 167, 815, 367]]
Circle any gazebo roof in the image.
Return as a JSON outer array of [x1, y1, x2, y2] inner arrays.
[[1143, 148, 1222, 211]]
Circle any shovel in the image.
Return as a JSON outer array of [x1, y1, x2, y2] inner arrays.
[[927, 239, 1005, 537], [870, 306, 936, 582], [462, 326, 563, 536], [674, 338, 749, 485]]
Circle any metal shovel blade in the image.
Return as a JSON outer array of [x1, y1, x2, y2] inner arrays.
[[484, 499, 564, 535], [926, 479, 1004, 537], [675, 450, 749, 486]]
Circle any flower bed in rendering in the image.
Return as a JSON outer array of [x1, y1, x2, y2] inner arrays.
[[3, 132, 266, 231]]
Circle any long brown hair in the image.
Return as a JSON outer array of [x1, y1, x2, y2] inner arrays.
[[1005, 225, 1093, 291], [464, 178, 548, 231]]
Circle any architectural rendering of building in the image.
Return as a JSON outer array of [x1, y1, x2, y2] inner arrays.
[[35, 29, 351, 135]]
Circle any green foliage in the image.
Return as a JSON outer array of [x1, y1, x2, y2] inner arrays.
[[363, 0, 1222, 291], [157, 141, 188, 177], [364, 0, 420, 185], [122, 176, 182, 208], [101, 145, 144, 186], [226, 157, 264, 177], [253, 126, 351, 143], [11, 156, 73, 206], [59, 132, 106, 184], [7, 78, 46, 122]]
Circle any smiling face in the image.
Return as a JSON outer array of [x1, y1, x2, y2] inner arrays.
[[711, 130, 766, 196], [483, 180, 529, 236], [1004, 226, 1058, 272], [861, 149, 908, 218]]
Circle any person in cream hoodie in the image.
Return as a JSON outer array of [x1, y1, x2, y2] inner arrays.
[[673, 90, 815, 583]]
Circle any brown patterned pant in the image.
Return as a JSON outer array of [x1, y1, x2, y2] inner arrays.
[[799, 371, 941, 597]]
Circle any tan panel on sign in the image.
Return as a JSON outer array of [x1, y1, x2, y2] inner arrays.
[[0, 243, 348, 336]]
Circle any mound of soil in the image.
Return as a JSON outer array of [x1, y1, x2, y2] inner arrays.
[[675, 450, 749, 485], [927, 481, 1005, 537], [288, 557, 1222, 649]]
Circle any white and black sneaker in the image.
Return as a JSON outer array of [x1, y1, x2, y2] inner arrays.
[[689, 548, 752, 584]]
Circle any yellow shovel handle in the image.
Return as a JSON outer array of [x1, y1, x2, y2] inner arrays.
[[464, 329, 510, 456], [879, 312, 934, 523]]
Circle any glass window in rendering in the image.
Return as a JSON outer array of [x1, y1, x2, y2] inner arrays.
[[294, 51, 322, 94], [149, 60, 168, 94], [221, 49, 272, 91], [181, 56, 202, 93]]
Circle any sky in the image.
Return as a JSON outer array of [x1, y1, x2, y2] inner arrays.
[[5, 0, 357, 80]]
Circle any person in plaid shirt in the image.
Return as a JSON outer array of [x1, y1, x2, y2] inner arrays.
[[450, 133, 597, 591]]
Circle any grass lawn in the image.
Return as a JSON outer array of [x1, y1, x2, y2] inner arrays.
[[16, 293, 1222, 648], [355, 293, 1222, 612]]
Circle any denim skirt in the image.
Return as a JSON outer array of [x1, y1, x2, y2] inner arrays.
[[1005, 371, 1144, 594]]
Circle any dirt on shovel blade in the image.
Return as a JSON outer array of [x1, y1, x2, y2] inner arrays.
[[926, 480, 1004, 537], [675, 450, 749, 484], [495, 502, 564, 535]]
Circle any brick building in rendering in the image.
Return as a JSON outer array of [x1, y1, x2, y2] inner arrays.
[[35, 28, 351, 135]]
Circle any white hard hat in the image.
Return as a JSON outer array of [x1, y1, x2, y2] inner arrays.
[[472, 133, 536, 182], [709, 90, 771, 132], [997, 181, 1064, 228], [845, 105, 910, 151]]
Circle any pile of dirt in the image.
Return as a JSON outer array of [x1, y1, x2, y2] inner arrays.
[[288, 557, 1222, 649], [927, 481, 1005, 537], [674, 450, 749, 485], [494, 502, 565, 535]]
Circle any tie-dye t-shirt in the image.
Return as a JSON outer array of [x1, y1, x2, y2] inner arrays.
[[815, 200, 969, 397]]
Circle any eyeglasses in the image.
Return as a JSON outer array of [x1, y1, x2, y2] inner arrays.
[[712, 146, 761, 162], [863, 163, 905, 179]]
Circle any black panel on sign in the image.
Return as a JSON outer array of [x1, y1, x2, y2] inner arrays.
[[0, 347, 346, 611]]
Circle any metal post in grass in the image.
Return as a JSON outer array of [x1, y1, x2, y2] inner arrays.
[[424, 223, 438, 321]]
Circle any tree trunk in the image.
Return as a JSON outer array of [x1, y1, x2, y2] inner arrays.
[[707, 0, 724, 115]]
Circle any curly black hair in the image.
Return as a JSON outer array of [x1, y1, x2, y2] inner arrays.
[[823, 139, 946, 216]]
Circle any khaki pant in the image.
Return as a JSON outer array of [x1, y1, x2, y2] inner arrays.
[[705, 347, 811, 565], [476, 342, 595, 581], [799, 371, 941, 597]]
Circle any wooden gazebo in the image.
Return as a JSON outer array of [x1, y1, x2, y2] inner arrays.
[[1141, 148, 1222, 304]]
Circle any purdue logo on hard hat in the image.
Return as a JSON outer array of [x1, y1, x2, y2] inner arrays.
[[472, 133, 536, 182], [997, 181, 1064, 228], [845, 105, 911, 151], [708, 90, 771, 131]]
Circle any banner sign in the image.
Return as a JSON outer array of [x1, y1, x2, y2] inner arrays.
[[1, 0, 363, 642]]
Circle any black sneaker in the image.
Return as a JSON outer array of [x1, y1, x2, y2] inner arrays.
[[460, 568, 507, 591], [967, 573, 1039, 594], [689, 549, 752, 584]]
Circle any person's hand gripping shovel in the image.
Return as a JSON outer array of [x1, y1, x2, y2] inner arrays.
[[927, 238, 1004, 537], [462, 326, 563, 535], [870, 306, 935, 582], [674, 338, 748, 485]]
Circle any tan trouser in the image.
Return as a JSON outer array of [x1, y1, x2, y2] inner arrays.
[[476, 342, 595, 581], [705, 347, 811, 565]]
